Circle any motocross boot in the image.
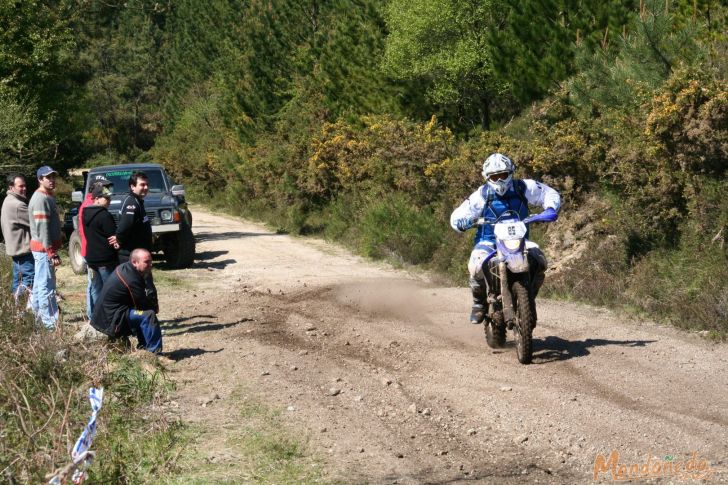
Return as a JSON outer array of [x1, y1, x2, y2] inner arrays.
[[532, 272, 545, 298], [469, 277, 487, 324]]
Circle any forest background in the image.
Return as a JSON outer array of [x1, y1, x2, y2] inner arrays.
[[1, 0, 726, 335]]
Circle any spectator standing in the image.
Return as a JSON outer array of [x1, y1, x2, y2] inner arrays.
[[91, 248, 161, 353], [28, 166, 62, 329], [116, 171, 152, 264], [82, 183, 119, 319], [1, 174, 34, 300], [78, 177, 114, 261], [79, 177, 114, 319]]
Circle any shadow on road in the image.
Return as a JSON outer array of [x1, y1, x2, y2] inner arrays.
[[195, 250, 229, 260], [163, 315, 217, 329], [532, 336, 657, 363], [194, 230, 282, 242], [192, 258, 237, 270], [163, 318, 253, 336], [164, 347, 223, 361]]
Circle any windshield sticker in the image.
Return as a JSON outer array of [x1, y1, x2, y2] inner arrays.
[[103, 171, 133, 177]]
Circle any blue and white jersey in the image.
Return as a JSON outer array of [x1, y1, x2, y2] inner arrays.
[[450, 179, 561, 245]]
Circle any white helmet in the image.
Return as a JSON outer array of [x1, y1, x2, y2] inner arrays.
[[482, 153, 515, 196]]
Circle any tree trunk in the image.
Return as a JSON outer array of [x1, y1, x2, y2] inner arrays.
[[480, 98, 491, 130]]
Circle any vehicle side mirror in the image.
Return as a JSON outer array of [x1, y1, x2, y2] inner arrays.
[[171, 184, 185, 197], [71, 191, 84, 203]]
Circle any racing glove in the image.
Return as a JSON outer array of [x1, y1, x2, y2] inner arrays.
[[455, 217, 474, 232], [526, 207, 558, 224]]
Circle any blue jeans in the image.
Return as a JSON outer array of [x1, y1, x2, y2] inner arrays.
[[11, 253, 34, 298], [128, 309, 162, 353], [31, 251, 59, 329], [87, 264, 115, 320]]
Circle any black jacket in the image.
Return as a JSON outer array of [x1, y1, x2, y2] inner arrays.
[[116, 194, 152, 255], [82, 205, 118, 267], [91, 262, 158, 337]]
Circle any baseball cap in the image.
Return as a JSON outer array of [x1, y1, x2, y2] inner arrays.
[[91, 184, 112, 199], [37, 166, 58, 178]]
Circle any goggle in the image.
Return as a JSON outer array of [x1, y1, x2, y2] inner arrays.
[[488, 171, 510, 182]]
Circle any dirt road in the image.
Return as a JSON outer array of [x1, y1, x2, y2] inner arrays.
[[159, 207, 728, 483]]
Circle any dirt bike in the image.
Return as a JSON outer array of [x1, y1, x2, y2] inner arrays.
[[476, 210, 552, 365]]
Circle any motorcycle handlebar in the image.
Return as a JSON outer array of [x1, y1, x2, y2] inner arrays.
[[474, 208, 558, 226]]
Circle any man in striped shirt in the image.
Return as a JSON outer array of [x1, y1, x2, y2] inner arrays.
[[28, 166, 63, 329]]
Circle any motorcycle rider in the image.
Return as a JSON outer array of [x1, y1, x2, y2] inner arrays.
[[450, 153, 561, 324]]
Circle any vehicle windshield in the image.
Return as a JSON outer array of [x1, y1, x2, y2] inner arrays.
[[88, 169, 166, 195]]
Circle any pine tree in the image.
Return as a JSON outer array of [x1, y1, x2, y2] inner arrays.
[[75, 1, 167, 154], [569, 0, 706, 114], [488, 0, 636, 104], [0, 0, 85, 167]]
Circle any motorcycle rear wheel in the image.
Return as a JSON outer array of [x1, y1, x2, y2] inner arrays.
[[485, 312, 506, 348], [511, 280, 536, 364]]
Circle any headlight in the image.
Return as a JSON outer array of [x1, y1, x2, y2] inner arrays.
[[503, 239, 522, 250], [160, 209, 173, 222]]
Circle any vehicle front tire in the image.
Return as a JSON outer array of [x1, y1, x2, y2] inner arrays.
[[69, 231, 87, 275], [163, 221, 195, 268]]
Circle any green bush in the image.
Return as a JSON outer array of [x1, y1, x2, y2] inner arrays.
[[321, 193, 364, 242], [543, 236, 630, 307], [627, 246, 728, 335], [429, 229, 474, 283], [625, 178, 728, 335], [359, 193, 443, 265]]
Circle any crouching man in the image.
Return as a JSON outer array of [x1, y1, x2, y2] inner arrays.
[[91, 248, 162, 353]]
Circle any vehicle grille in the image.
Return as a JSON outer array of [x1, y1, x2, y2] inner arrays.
[[111, 210, 158, 225]]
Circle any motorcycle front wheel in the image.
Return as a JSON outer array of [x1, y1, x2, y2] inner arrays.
[[511, 280, 536, 364]]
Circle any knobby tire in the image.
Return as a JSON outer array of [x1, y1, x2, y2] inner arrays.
[[511, 280, 535, 364]]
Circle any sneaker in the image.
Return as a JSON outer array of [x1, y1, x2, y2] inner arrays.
[[469, 304, 485, 324]]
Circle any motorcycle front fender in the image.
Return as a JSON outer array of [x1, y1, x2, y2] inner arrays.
[[505, 251, 530, 273]]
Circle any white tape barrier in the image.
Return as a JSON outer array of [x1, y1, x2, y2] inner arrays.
[[48, 387, 104, 485]]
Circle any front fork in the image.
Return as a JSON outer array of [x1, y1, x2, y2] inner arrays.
[[499, 261, 516, 326]]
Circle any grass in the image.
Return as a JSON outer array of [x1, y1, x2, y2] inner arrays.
[[86, 353, 184, 483], [152, 266, 191, 289], [161, 388, 328, 484], [542, 233, 728, 339], [55, 250, 88, 319], [0, 255, 184, 484]]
